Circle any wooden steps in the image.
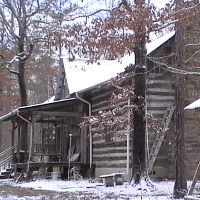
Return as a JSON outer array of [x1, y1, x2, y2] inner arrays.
[[0, 168, 13, 179]]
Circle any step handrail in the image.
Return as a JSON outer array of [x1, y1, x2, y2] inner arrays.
[[0, 146, 17, 157], [0, 155, 13, 168], [0, 146, 18, 171]]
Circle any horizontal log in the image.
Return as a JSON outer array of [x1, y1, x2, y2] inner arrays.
[[146, 88, 175, 94], [146, 102, 174, 108], [91, 85, 118, 96], [93, 141, 127, 148], [94, 159, 127, 167], [93, 139, 105, 145], [146, 95, 175, 100], [93, 146, 127, 153], [92, 101, 128, 113], [91, 89, 116, 101], [93, 138, 127, 145], [95, 163, 126, 168], [147, 79, 174, 84], [93, 152, 127, 158], [147, 82, 174, 88], [33, 111, 80, 117], [147, 108, 169, 115]]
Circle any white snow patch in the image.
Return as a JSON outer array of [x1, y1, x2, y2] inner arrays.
[[1, 179, 200, 199], [146, 31, 175, 55], [0, 179, 192, 199], [43, 95, 55, 103], [185, 98, 200, 110]]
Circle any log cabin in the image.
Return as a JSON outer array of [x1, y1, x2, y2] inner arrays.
[[0, 16, 200, 181]]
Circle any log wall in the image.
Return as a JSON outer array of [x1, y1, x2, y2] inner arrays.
[[91, 67, 176, 180], [91, 85, 130, 179]]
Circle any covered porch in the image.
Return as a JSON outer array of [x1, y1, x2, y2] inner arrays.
[[0, 98, 91, 179]]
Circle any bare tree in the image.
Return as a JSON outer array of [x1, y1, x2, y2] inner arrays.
[[0, 0, 56, 151], [0, 0, 84, 152], [0, 0, 54, 106]]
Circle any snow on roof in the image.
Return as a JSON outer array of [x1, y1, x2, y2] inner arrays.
[[184, 99, 200, 110], [43, 95, 55, 103], [63, 31, 175, 94], [146, 31, 175, 55], [63, 54, 134, 94], [20, 98, 77, 110], [0, 98, 77, 122], [0, 108, 18, 122]]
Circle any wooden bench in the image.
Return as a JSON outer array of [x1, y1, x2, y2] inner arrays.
[[100, 173, 125, 187]]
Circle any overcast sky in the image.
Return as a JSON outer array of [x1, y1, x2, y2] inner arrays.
[[75, 0, 170, 20]]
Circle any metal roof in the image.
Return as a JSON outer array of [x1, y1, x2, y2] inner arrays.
[[63, 31, 175, 95], [0, 98, 77, 122]]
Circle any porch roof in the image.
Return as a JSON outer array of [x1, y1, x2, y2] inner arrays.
[[0, 98, 78, 122]]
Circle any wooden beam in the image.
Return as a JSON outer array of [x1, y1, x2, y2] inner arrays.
[[17, 122, 20, 161], [11, 121, 15, 148], [33, 111, 80, 117], [31, 114, 35, 162], [37, 119, 58, 123]]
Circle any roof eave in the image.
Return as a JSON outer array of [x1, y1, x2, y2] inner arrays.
[[0, 98, 78, 122], [0, 109, 19, 122]]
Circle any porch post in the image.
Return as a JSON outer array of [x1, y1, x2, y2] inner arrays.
[[81, 114, 87, 164], [27, 115, 34, 173], [42, 121, 44, 153], [11, 121, 18, 155], [31, 114, 35, 162], [126, 99, 131, 175], [17, 113, 33, 172], [17, 121, 21, 161], [11, 121, 15, 148]]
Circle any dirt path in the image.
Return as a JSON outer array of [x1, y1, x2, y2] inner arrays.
[[0, 181, 98, 200], [0, 181, 117, 200], [0, 183, 65, 199]]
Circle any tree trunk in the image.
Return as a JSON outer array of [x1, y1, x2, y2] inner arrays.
[[174, 73, 187, 198], [18, 60, 28, 107], [132, 0, 146, 182], [18, 22, 28, 152], [173, 0, 187, 198], [132, 63, 146, 184]]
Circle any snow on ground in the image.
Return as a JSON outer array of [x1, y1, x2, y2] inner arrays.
[[1, 178, 200, 199], [185, 98, 200, 110]]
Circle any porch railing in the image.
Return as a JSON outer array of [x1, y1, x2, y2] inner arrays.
[[0, 146, 18, 171], [34, 144, 64, 155]]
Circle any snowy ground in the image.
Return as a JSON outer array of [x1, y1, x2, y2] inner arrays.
[[0, 178, 200, 199]]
